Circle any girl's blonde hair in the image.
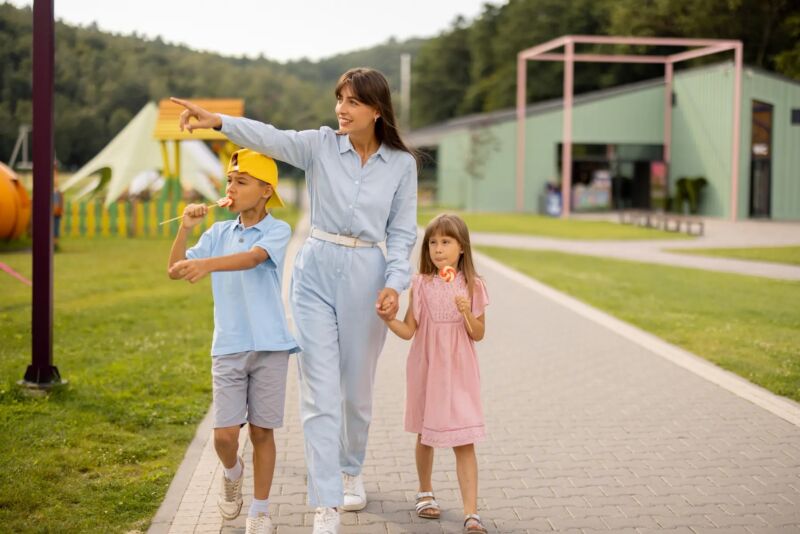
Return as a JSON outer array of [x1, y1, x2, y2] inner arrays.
[[419, 213, 479, 298]]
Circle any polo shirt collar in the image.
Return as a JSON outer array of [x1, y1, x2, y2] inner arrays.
[[234, 212, 273, 232]]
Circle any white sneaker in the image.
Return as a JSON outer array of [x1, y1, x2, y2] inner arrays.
[[217, 455, 244, 519], [341, 473, 367, 511], [245, 512, 273, 534], [313, 507, 339, 534]]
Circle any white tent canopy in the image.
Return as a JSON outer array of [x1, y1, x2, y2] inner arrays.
[[61, 102, 222, 206]]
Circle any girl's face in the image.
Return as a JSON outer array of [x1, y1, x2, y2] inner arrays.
[[335, 85, 379, 136], [428, 232, 463, 271]]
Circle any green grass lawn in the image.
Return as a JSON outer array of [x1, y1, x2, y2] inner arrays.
[[0, 236, 31, 253], [418, 208, 692, 240], [667, 245, 800, 266], [0, 238, 216, 533], [270, 204, 300, 230], [477, 246, 800, 402]]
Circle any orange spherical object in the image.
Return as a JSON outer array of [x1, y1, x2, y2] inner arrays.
[[438, 265, 456, 282], [0, 163, 30, 240], [10, 179, 31, 240]]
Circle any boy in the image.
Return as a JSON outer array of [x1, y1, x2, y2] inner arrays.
[[168, 148, 299, 534]]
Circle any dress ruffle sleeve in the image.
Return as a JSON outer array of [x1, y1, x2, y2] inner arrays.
[[411, 274, 423, 323], [471, 277, 489, 318]]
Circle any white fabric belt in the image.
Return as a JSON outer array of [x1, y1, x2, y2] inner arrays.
[[309, 227, 377, 248]]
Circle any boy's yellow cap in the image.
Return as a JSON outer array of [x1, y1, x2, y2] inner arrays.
[[227, 148, 285, 208]]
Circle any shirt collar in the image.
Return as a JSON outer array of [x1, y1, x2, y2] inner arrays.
[[375, 143, 390, 162], [337, 133, 354, 155], [338, 134, 389, 162], [234, 212, 273, 232]]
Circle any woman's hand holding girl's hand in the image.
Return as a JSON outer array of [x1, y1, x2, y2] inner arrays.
[[181, 203, 208, 229], [376, 287, 399, 321], [170, 97, 223, 132]]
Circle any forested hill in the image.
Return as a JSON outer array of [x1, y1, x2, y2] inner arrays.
[[2, 1, 798, 168], [0, 4, 420, 168], [283, 37, 425, 90]]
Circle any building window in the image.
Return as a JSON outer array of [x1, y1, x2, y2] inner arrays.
[[792, 109, 800, 125]]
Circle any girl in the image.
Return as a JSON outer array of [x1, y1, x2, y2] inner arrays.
[[383, 213, 489, 534]]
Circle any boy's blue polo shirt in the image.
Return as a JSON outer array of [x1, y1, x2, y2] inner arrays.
[[186, 213, 299, 357]]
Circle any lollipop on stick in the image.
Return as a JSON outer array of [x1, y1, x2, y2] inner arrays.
[[159, 197, 233, 225], [438, 265, 473, 334]]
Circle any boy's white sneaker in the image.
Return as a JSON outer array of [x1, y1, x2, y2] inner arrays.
[[217, 455, 244, 519], [245, 512, 273, 534], [341, 473, 367, 511], [312, 507, 339, 534]]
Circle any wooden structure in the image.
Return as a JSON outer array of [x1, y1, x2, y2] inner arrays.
[[154, 99, 244, 202]]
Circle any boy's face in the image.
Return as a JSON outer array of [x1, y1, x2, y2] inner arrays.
[[428, 232, 463, 271], [225, 171, 272, 212]]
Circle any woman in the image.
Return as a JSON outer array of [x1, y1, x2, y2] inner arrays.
[[172, 67, 417, 534]]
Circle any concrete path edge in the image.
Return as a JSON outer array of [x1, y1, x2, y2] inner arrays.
[[147, 408, 215, 534]]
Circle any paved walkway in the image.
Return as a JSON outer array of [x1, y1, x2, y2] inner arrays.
[[149, 216, 800, 533], [470, 218, 800, 281]]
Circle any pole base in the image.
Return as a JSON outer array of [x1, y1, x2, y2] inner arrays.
[[18, 365, 67, 391]]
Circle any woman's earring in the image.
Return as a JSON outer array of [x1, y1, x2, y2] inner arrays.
[[374, 116, 379, 122]]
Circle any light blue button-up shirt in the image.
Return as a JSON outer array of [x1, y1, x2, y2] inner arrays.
[[220, 116, 418, 293], [187, 213, 299, 357]]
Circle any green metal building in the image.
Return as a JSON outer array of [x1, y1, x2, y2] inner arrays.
[[409, 62, 800, 220]]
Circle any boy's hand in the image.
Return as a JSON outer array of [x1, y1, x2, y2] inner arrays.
[[170, 97, 223, 132], [182, 203, 208, 229], [169, 259, 209, 283], [455, 295, 471, 316]]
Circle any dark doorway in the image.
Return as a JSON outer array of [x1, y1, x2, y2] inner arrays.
[[750, 100, 773, 218], [557, 143, 663, 212], [631, 161, 651, 209]]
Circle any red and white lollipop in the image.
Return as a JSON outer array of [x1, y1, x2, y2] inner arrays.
[[438, 265, 473, 334], [438, 265, 456, 282], [159, 196, 233, 225]]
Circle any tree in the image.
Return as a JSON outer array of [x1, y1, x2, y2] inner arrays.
[[411, 17, 473, 128], [775, 13, 800, 78]]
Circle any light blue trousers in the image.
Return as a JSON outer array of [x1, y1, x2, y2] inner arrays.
[[290, 238, 388, 507]]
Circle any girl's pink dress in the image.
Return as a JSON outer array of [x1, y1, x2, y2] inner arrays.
[[405, 272, 489, 447]]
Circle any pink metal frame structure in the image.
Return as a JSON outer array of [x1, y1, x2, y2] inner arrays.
[[516, 35, 743, 219]]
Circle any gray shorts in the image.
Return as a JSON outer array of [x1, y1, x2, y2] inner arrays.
[[211, 350, 290, 429]]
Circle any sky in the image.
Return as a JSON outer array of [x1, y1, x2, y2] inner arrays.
[[6, 0, 501, 62]]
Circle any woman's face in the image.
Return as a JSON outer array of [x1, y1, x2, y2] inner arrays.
[[335, 85, 379, 136]]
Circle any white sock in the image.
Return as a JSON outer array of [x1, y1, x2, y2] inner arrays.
[[249, 498, 269, 518], [223, 458, 243, 481]]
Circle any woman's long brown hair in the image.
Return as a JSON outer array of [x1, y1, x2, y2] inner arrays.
[[419, 213, 480, 298], [335, 68, 417, 162]]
